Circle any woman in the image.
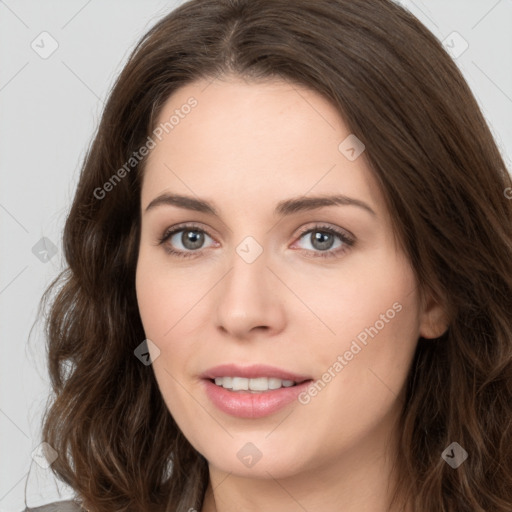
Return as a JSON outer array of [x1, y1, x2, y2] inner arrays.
[[27, 0, 512, 511]]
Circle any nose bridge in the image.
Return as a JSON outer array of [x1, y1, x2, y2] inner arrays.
[[224, 235, 270, 307], [214, 233, 285, 337]]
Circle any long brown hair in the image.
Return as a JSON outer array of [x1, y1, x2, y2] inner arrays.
[[36, 0, 512, 511]]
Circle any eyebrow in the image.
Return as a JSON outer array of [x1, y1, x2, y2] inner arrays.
[[144, 193, 376, 217]]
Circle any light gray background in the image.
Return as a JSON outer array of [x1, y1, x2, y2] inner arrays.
[[1, 1, 511, 511]]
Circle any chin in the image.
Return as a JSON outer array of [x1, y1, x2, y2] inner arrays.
[[195, 432, 313, 479]]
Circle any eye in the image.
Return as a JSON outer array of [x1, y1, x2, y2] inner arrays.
[[293, 224, 355, 259], [157, 223, 216, 258], [156, 223, 355, 259]]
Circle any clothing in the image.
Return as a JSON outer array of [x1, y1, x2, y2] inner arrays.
[[22, 500, 84, 512]]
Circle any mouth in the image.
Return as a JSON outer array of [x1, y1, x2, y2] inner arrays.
[[200, 364, 314, 418]]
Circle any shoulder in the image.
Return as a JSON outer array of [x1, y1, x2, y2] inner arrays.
[[22, 500, 85, 512]]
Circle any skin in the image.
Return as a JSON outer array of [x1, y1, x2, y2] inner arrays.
[[135, 76, 448, 512]]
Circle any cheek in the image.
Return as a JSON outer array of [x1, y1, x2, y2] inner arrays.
[[135, 252, 207, 384], [293, 263, 420, 458], [313, 254, 417, 347], [135, 249, 198, 337], [304, 251, 421, 409], [135, 258, 199, 420]]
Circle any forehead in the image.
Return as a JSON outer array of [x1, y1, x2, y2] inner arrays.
[[141, 77, 384, 217]]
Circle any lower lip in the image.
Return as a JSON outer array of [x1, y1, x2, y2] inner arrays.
[[202, 379, 312, 419]]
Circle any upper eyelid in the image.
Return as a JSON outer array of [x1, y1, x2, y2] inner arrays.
[[161, 222, 354, 244]]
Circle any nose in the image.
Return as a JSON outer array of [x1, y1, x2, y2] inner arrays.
[[214, 245, 286, 340]]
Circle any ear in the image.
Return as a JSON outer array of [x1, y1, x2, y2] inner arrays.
[[418, 290, 450, 339]]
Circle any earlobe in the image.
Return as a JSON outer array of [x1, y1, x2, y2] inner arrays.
[[419, 293, 450, 339]]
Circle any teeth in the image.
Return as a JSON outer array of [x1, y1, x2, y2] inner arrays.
[[268, 378, 282, 389], [213, 376, 298, 391], [232, 377, 249, 390], [247, 377, 267, 391]]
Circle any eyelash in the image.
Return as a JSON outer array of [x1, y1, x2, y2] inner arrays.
[[156, 223, 355, 259]]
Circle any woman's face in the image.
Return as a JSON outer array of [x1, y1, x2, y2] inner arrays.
[[136, 77, 444, 480]]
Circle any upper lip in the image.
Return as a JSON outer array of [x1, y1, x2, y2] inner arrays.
[[200, 364, 312, 383]]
